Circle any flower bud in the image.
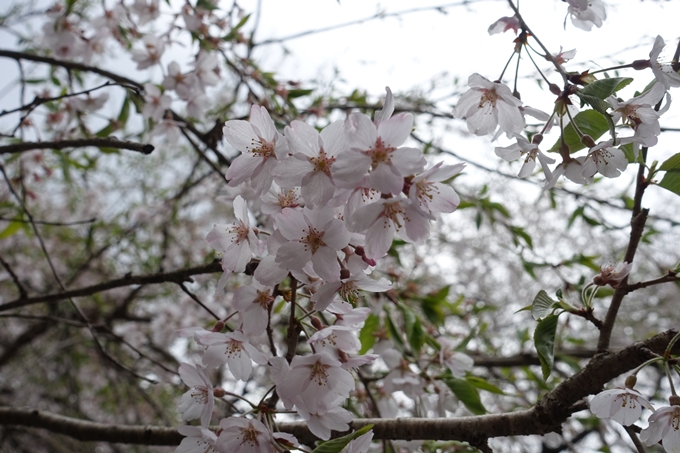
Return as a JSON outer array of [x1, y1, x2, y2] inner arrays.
[[212, 321, 225, 332], [549, 83, 561, 95], [311, 316, 324, 330], [213, 387, 226, 398], [632, 59, 651, 70], [532, 134, 543, 145], [625, 375, 637, 389], [581, 135, 596, 148]]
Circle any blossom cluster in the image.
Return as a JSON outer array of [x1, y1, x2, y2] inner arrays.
[[174, 88, 472, 451], [455, 32, 677, 190]]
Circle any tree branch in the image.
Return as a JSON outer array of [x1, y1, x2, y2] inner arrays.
[[0, 137, 154, 155], [0, 260, 222, 312], [0, 330, 675, 446], [0, 49, 144, 90]]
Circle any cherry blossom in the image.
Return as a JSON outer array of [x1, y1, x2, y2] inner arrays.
[[487, 16, 519, 35], [333, 88, 426, 194], [308, 325, 361, 356], [278, 352, 355, 413], [294, 397, 354, 441], [608, 82, 669, 149], [163, 62, 197, 100], [640, 404, 680, 452], [454, 73, 524, 137], [142, 83, 171, 122], [566, 0, 606, 31], [224, 105, 288, 195], [439, 338, 474, 378], [177, 363, 214, 428], [581, 139, 631, 179], [132, 0, 161, 25], [216, 417, 275, 453], [275, 207, 350, 281], [543, 156, 589, 190], [649, 35, 680, 90], [590, 387, 653, 426], [342, 430, 374, 453], [176, 425, 219, 453], [231, 281, 275, 336], [350, 195, 430, 260], [275, 120, 346, 208], [495, 135, 555, 178], [408, 162, 465, 216], [198, 331, 269, 381], [131, 35, 165, 70], [593, 261, 632, 288]]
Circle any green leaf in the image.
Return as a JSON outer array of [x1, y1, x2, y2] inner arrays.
[[359, 314, 379, 354], [580, 77, 633, 100], [443, 377, 487, 414], [385, 311, 404, 350], [222, 14, 250, 41], [533, 314, 559, 380], [658, 153, 680, 197], [409, 316, 424, 354], [465, 375, 505, 395], [287, 89, 314, 99], [117, 96, 131, 127], [549, 110, 610, 153], [531, 290, 559, 321], [98, 147, 121, 155], [0, 220, 22, 239], [312, 425, 373, 453]]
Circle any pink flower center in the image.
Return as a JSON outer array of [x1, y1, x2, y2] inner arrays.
[[277, 189, 300, 209], [310, 361, 329, 386], [191, 387, 209, 404], [228, 221, 250, 243], [250, 139, 274, 158], [256, 290, 273, 309], [238, 425, 260, 447], [368, 137, 396, 168], [302, 227, 326, 253], [479, 88, 499, 108], [310, 149, 336, 176]]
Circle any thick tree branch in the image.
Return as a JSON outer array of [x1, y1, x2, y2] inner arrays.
[[0, 49, 144, 90], [0, 137, 154, 155], [0, 330, 675, 446], [0, 260, 222, 312]]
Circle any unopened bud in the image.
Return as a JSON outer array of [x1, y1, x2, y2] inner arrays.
[[549, 84, 561, 95], [670, 395, 680, 406], [212, 321, 225, 332], [632, 59, 651, 70], [625, 375, 637, 389], [340, 268, 351, 280], [311, 317, 324, 330], [581, 135, 597, 148], [213, 387, 226, 398], [532, 134, 543, 145]]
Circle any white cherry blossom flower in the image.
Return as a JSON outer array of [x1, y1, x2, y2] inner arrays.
[[409, 162, 465, 216], [131, 35, 165, 70], [198, 331, 269, 380], [487, 16, 519, 35], [333, 87, 426, 194], [295, 397, 353, 441], [566, 0, 606, 31], [177, 363, 214, 428], [308, 325, 361, 355], [132, 0, 160, 25], [593, 261, 632, 288], [454, 73, 524, 137], [439, 338, 474, 378], [342, 430, 374, 453], [495, 135, 555, 178], [206, 196, 258, 274], [176, 425, 219, 453], [231, 281, 275, 336], [142, 83, 171, 122], [608, 82, 668, 149], [224, 105, 288, 195], [278, 352, 355, 413], [590, 387, 653, 425], [350, 195, 430, 260], [163, 62, 197, 100], [275, 207, 350, 282], [543, 156, 589, 190], [650, 35, 680, 90], [217, 417, 275, 453], [581, 139, 631, 179], [640, 404, 680, 451]]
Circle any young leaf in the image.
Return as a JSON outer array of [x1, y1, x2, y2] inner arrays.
[[531, 290, 559, 320], [312, 425, 373, 453], [443, 377, 487, 415], [549, 110, 609, 153], [658, 153, 680, 197], [533, 314, 559, 380], [580, 77, 633, 100], [465, 375, 505, 395], [359, 314, 379, 354]]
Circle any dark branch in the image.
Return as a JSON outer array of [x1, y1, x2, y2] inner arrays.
[[0, 137, 154, 155], [0, 49, 144, 90], [0, 260, 222, 312], [0, 330, 676, 446]]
